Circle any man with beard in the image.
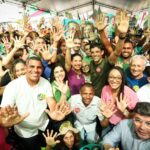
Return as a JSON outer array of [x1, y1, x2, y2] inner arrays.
[[117, 39, 134, 73]]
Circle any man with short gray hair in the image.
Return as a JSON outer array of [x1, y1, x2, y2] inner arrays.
[[126, 55, 148, 92]]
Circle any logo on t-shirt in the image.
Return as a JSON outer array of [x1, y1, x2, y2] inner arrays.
[[74, 107, 80, 113], [37, 93, 46, 100], [96, 67, 101, 73]]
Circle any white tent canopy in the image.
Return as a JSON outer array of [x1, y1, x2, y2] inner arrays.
[[0, 0, 150, 23], [36, 0, 150, 14]]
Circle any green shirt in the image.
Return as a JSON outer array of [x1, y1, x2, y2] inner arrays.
[[90, 57, 112, 96], [117, 57, 130, 73], [51, 81, 71, 103]]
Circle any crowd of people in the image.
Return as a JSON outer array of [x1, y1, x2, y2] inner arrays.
[[0, 9, 150, 150]]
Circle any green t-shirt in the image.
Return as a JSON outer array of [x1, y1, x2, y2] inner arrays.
[[51, 81, 71, 103], [90, 57, 112, 96], [117, 57, 130, 73]]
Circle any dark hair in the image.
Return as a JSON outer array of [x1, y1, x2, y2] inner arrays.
[[13, 48, 24, 59], [108, 66, 126, 99], [90, 43, 104, 52], [50, 63, 67, 83], [26, 56, 42, 65], [71, 53, 82, 61], [145, 66, 150, 77], [11, 59, 26, 77], [56, 131, 80, 150], [124, 39, 134, 47], [57, 38, 66, 50], [133, 102, 150, 116], [80, 83, 94, 92], [27, 31, 39, 40]]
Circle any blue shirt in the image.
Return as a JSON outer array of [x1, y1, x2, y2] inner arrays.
[[103, 119, 150, 150], [126, 73, 148, 92]]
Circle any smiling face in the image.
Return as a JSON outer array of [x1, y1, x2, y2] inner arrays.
[[121, 42, 134, 58], [63, 131, 75, 149], [130, 58, 145, 79], [80, 86, 94, 106], [14, 62, 26, 78], [26, 59, 43, 85], [71, 55, 82, 71], [91, 47, 104, 64], [54, 66, 65, 81], [108, 69, 122, 91], [82, 61, 90, 73], [73, 38, 81, 52], [133, 113, 150, 140]]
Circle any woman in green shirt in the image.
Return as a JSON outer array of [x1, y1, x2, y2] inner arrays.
[[50, 64, 71, 103]]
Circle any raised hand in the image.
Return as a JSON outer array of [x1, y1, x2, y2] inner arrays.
[[7, 24, 15, 33], [43, 129, 60, 147], [45, 102, 71, 121], [55, 80, 69, 95], [116, 10, 129, 34], [2, 37, 12, 52], [23, 13, 30, 30], [38, 17, 45, 28], [100, 101, 117, 119], [0, 105, 29, 127], [116, 93, 129, 113], [144, 28, 150, 38], [95, 13, 107, 31], [50, 17, 64, 43], [12, 36, 25, 49], [0, 57, 9, 79], [39, 44, 54, 61], [65, 31, 76, 48]]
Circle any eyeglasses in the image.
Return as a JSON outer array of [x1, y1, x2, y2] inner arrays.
[[108, 76, 122, 81], [133, 118, 150, 129]]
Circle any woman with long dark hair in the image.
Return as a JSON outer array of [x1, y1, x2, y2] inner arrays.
[[101, 66, 139, 126], [50, 63, 71, 103]]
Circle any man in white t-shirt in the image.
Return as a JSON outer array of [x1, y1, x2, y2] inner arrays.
[[1, 56, 66, 150]]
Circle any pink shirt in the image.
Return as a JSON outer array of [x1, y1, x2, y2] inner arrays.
[[101, 85, 139, 125]]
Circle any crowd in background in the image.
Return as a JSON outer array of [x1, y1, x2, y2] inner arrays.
[[0, 9, 150, 150]]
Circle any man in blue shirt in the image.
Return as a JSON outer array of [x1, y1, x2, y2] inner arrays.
[[103, 102, 150, 150]]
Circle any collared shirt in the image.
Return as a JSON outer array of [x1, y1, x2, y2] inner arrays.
[[103, 119, 150, 150], [68, 69, 85, 95], [1, 75, 53, 138], [69, 94, 104, 132]]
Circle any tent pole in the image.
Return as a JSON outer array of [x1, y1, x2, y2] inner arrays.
[[92, 0, 95, 12]]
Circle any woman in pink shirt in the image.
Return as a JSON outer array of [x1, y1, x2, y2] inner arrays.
[[101, 66, 139, 126]]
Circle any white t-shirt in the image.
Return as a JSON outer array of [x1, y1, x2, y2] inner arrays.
[[69, 94, 104, 132], [1, 75, 53, 138], [137, 83, 150, 103]]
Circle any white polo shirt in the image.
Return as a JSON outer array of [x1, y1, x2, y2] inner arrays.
[[69, 94, 104, 132], [1, 75, 53, 138]]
